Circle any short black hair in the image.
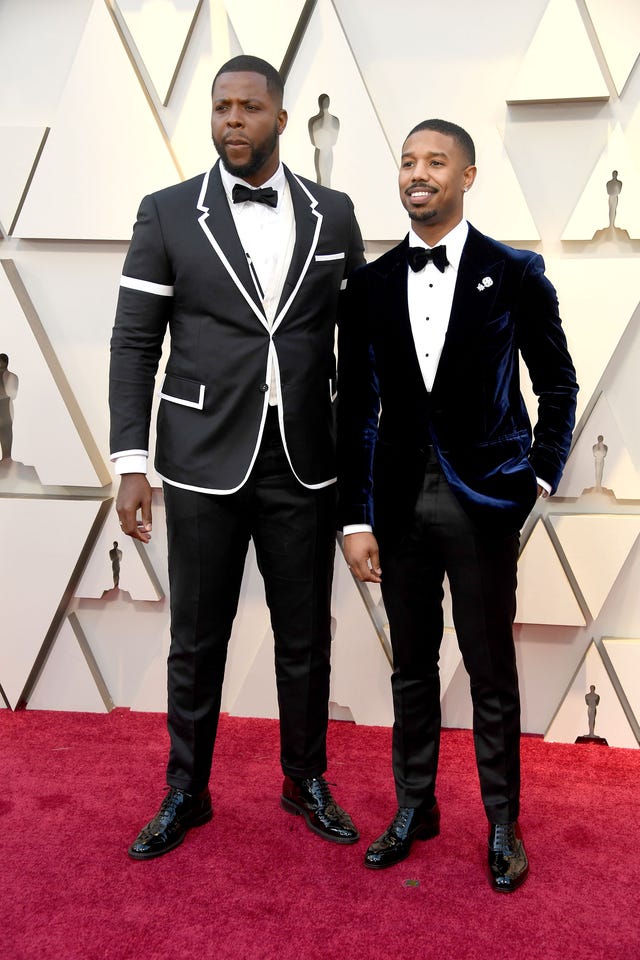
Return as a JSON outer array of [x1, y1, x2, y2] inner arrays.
[[0, 354, 8, 363], [405, 119, 475, 166], [212, 55, 284, 106]]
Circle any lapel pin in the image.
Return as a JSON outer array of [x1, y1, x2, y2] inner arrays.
[[477, 276, 493, 292]]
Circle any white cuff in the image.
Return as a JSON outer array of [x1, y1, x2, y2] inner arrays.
[[343, 524, 373, 536], [536, 476, 552, 497], [114, 454, 148, 475]]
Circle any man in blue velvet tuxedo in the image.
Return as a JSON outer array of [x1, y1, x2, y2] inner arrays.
[[337, 119, 577, 891], [110, 56, 365, 859]]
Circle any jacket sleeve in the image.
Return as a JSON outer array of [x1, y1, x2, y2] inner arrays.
[[516, 253, 578, 492], [343, 196, 366, 277], [109, 194, 174, 458]]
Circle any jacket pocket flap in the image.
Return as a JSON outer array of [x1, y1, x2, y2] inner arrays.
[[159, 374, 205, 410]]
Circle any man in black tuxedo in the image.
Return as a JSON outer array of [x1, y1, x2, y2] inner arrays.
[[337, 119, 577, 891], [110, 56, 365, 859]]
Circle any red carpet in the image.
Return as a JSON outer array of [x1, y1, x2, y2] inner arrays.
[[2, 709, 638, 960]]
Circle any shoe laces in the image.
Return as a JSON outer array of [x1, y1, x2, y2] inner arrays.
[[491, 822, 516, 854], [391, 807, 413, 834], [155, 788, 185, 826], [305, 776, 333, 805]]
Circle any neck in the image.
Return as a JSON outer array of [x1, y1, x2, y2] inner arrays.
[[244, 155, 280, 187], [411, 216, 463, 246]]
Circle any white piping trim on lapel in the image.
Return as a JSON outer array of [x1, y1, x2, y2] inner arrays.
[[270, 172, 322, 336], [196, 169, 269, 332], [271, 349, 337, 490]]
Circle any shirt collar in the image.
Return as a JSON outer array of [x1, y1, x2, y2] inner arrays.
[[408, 219, 468, 271], [219, 161, 286, 208]]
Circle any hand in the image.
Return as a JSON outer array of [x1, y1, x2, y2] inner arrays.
[[343, 532, 382, 583], [537, 484, 549, 500], [116, 473, 153, 543]]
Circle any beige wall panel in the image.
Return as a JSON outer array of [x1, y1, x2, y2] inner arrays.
[[516, 520, 585, 626], [328, 552, 394, 727], [220, 541, 276, 715], [0, 127, 48, 235], [77, 601, 171, 711], [562, 125, 640, 239], [463, 126, 539, 243], [545, 641, 637, 747], [508, 0, 608, 104], [585, 0, 640, 95], [0, 0, 639, 749], [226, 627, 279, 720], [515, 624, 589, 735], [114, 0, 202, 105], [551, 514, 640, 620], [556, 393, 639, 499], [13, 0, 180, 240], [0, 0, 93, 126], [521, 258, 640, 427], [75, 514, 163, 601], [282, 0, 404, 239], [161, 0, 235, 179], [10, 248, 126, 468], [332, 0, 547, 154], [0, 499, 103, 708], [224, 0, 307, 74], [602, 637, 640, 727], [0, 262, 106, 488], [26, 618, 108, 713]]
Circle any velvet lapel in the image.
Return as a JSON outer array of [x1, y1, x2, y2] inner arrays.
[[386, 237, 433, 392], [432, 224, 506, 393], [196, 161, 267, 327]]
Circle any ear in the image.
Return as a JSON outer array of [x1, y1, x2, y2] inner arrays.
[[277, 109, 288, 135], [462, 164, 477, 193]]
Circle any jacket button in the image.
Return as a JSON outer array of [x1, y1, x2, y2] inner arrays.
[[259, 383, 269, 393]]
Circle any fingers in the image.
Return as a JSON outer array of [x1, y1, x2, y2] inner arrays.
[[116, 474, 153, 543], [343, 532, 382, 583]]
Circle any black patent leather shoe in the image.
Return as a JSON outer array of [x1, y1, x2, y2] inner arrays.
[[128, 786, 213, 860], [364, 801, 440, 869], [280, 775, 359, 844], [488, 821, 529, 892]]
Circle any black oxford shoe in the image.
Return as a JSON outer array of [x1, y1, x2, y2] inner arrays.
[[128, 786, 213, 860], [364, 801, 440, 869], [280, 775, 359, 844], [488, 821, 529, 892]]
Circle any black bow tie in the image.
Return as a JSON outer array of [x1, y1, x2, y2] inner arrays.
[[407, 244, 448, 273], [232, 184, 278, 208]]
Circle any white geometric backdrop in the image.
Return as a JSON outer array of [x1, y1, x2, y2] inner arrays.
[[0, 0, 638, 749]]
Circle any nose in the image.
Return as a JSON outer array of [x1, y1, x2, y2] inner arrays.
[[412, 161, 431, 182], [226, 105, 243, 127]]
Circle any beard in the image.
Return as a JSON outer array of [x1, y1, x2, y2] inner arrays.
[[407, 207, 437, 223], [213, 124, 280, 180]]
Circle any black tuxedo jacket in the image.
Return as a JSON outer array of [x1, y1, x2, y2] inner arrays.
[[109, 161, 364, 492], [337, 225, 578, 537]]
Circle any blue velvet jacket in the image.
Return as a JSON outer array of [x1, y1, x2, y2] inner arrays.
[[336, 225, 578, 538]]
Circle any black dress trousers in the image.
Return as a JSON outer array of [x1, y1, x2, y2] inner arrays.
[[379, 447, 521, 824], [163, 408, 337, 793]]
